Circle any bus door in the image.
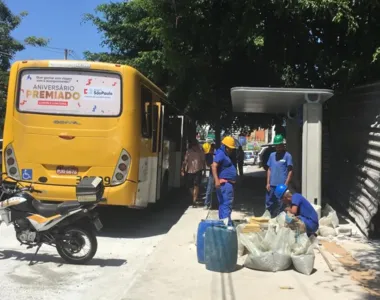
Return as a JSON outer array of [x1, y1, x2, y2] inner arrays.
[[136, 86, 156, 208], [151, 102, 164, 202]]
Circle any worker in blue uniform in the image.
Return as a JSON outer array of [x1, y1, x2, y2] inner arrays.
[[274, 184, 319, 236], [203, 142, 215, 209], [265, 134, 293, 218], [211, 136, 237, 225]]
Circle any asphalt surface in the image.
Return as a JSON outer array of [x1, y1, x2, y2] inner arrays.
[[0, 188, 190, 300]]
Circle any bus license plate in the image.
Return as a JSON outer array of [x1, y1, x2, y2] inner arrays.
[[93, 218, 103, 231], [56, 166, 78, 175]]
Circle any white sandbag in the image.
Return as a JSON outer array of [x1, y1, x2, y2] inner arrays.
[[318, 225, 337, 237], [262, 226, 277, 250], [244, 251, 274, 271], [268, 217, 278, 226], [330, 211, 340, 228], [290, 234, 318, 275], [277, 212, 287, 227], [271, 228, 294, 270], [319, 204, 339, 228], [273, 252, 293, 271], [291, 233, 311, 255], [262, 210, 272, 219], [244, 226, 295, 272], [291, 243, 316, 275], [291, 252, 315, 275], [318, 216, 331, 227], [244, 251, 292, 272], [236, 224, 248, 256], [272, 227, 296, 254], [240, 231, 266, 256], [319, 213, 339, 228]]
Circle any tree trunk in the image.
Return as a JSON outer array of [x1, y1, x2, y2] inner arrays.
[[187, 118, 197, 142], [215, 116, 221, 148]]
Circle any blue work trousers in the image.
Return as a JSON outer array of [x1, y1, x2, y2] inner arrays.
[[265, 186, 284, 218], [298, 216, 319, 236], [216, 182, 234, 225], [204, 172, 214, 207]]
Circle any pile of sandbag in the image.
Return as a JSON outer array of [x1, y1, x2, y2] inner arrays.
[[236, 211, 286, 256], [318, 204, 340, 237], [240, 226, 296, 272], [237, 211, 318, 274], [236, 211, 271, 256]]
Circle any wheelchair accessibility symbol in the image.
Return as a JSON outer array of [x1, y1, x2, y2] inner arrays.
[[22, 169, 33, 180]]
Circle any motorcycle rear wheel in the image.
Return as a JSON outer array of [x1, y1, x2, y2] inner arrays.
[[56, 226, 98, 264]]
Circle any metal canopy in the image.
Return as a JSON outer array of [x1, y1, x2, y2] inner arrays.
[[231, 87, 334, 113]]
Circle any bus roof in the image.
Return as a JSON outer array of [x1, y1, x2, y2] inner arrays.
[[12, 59, 166, 99]]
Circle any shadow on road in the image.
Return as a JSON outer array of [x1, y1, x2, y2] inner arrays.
[[233, 167, 267, 218], [96, 187, 191, 239], [0, 249, 127, 267]]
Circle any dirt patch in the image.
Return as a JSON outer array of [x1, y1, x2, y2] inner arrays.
[[321, 241, 380, 297]]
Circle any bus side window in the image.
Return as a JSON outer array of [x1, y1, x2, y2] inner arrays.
[[152, 104, 159, 153], [141, 86, 152, 138], [163, 107, 170, 140]]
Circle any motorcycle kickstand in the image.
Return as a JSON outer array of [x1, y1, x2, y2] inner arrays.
[[29, 244, 42, 266]]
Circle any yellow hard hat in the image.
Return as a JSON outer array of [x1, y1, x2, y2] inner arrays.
[[202, 142, 211, 154], [221, 136, 236, 149]]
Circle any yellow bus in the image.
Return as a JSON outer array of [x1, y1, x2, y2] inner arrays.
[[2, 60, 187, 208]]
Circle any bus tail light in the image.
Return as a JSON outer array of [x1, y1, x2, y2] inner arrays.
[[5, 144, 21, 180], [111, 149, 131, 185]]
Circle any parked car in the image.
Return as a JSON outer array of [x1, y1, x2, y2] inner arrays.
[[258, 144, 276, 168], [258, 142, 288, 168], [243, 151, 255, 165], [244, 150, 259, 165]]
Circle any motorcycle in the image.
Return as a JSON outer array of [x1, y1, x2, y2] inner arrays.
[[0, 175, 104, 265]]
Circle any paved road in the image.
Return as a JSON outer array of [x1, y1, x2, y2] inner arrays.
[[0, 190, 190, 300]]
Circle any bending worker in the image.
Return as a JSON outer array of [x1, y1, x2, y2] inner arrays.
[[211, 136, 237, 225], [266, 134, 293, 217], [274, 184, 319, 236]]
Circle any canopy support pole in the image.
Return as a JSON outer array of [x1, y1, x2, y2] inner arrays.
[[302, 102, 323, 210]]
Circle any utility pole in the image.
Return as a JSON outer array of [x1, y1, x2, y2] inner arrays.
[[64, 49, 68, 60]]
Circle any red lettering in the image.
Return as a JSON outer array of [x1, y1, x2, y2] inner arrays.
[[38, 100, 68, 106], [84, 89, 88, 95]]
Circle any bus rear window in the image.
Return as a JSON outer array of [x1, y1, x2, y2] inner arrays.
[[17, 69, 121, 116]]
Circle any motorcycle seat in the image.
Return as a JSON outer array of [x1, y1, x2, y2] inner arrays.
[[58, 201, 82, 215], [32, 200, 82, 218]]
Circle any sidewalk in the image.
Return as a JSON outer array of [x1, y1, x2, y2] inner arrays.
[[122, 168, 372, 300], [123, 206, 369, 300]]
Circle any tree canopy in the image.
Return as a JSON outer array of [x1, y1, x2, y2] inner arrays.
[[84, 0, 380, 136]]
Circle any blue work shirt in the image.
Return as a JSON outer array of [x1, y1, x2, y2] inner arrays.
[[213, 145, 237, 181], [267, 151, 293, 186], [291, 193, 319, 231], [205, 153, 214, 167]]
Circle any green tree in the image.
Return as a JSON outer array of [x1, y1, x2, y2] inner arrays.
[[83, 0, 169, 88], [84, 0, 380, 142]]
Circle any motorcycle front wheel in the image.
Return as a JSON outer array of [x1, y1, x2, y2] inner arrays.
[[56, 226, 98, 264]]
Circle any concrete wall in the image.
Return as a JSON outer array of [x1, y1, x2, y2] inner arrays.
[[326, 82, 380, 237]]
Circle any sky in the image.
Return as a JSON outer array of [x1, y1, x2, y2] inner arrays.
[[5, 0, 121, 62]]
